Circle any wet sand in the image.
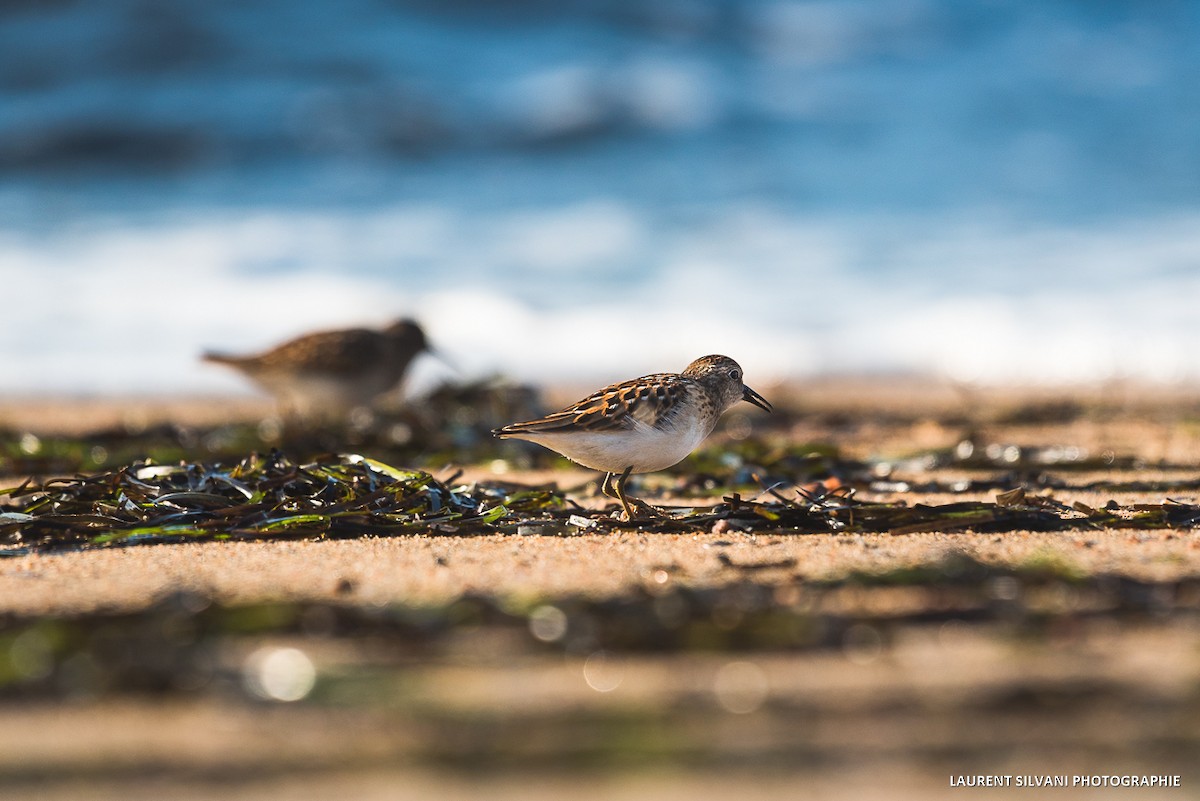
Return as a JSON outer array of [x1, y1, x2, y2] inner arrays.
[[3, 526, 1199, 618]]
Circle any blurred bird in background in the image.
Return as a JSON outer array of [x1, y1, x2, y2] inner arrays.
[[202, 318, 430, 418]]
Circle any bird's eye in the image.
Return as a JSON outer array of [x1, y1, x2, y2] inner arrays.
[[729, 368, 741, 382]]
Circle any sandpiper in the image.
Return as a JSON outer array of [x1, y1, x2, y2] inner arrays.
[[493, 355, 772, 520], [203, 318, 429, 416]]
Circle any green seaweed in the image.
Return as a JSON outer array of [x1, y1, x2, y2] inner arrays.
[[3, 448, 1199, 549]]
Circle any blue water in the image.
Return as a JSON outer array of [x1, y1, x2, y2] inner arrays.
[[2, 0, 1199, 394]]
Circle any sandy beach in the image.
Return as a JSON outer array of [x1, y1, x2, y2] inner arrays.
[[3, 381, 1200, 799], [5, 379, 1200, 614]]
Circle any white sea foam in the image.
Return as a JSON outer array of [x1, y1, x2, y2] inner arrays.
[[2, 202, 1199, 396]]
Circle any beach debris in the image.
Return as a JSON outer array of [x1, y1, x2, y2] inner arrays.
[[2, 445, 1199, 549], [0, 452, 489, 546]]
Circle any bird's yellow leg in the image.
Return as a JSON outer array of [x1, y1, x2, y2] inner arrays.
[[606, 466, 661, 522]]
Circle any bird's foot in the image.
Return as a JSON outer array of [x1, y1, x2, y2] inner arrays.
[[614, 498, 663, 522]]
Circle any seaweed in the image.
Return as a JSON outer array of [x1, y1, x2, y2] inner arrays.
[[4, 381, 1200, 547], [0, 452, 514, 546], [3, 446, 1199, 551]]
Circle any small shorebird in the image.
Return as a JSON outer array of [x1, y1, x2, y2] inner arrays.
[[493, 355, 772, 520], [203, 319, 429, 416]]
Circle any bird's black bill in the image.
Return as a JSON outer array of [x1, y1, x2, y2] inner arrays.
[[425, 345, 458, 372], [742, 385, 773, 412]]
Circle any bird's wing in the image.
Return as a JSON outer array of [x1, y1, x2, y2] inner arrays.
[[495, 374, 686, 436], [253, 329, 384, 374]]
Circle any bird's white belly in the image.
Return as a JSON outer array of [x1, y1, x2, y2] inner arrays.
[[253, 372, 360, 414], [521, 416, 711, 474]]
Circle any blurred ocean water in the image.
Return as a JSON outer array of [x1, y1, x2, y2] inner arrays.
[[1, 0, 1198, 394]]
